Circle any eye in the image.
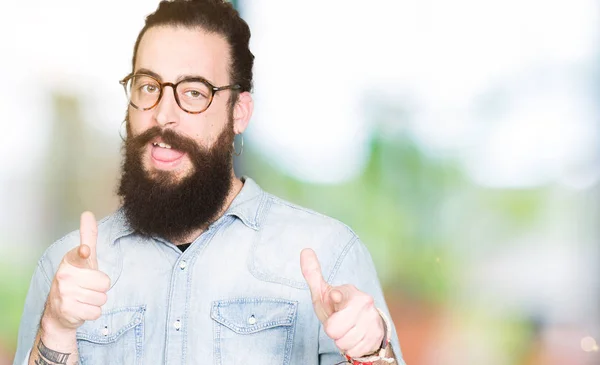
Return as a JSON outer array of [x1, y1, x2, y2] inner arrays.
[[141, 84, 159, 93], [184, 89, 207, 99]]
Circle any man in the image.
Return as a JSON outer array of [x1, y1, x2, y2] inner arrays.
[[14, 1, 405, 364]]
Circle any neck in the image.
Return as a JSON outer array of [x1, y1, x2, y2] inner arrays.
[[172, 172, 243, 245]]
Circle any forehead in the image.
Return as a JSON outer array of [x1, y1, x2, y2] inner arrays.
[[135, 26, 231, 83]]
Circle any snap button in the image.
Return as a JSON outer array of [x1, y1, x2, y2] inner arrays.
[[179, 260, 187, 270], [248, 315, 256, 325], [101, 326, 109, 336], [174, 320, 182, 331]]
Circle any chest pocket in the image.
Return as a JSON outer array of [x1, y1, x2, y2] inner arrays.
[[76, 306, 146, 365], [211, 298, 298, 365]]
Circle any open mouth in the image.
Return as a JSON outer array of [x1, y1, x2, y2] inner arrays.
[[152, 142, 173, 149], [150, 140, 186, 166]]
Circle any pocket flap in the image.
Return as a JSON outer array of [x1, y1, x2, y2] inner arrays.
[[76, 306, 146, 344], [211, 298, 297, 334]]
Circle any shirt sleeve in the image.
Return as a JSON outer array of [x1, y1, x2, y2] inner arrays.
[[13, 261, 52, 365], [318, 237, 407, 365]]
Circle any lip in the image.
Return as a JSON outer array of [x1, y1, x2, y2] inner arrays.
[[149, 142, 187, 170]]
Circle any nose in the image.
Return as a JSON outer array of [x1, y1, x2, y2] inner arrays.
[[153, 85, 180, 128]]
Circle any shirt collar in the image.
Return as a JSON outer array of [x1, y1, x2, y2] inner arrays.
[[109, 207, 134, 244], [223, 176, 267, 231], [109, 176, 267, 244]]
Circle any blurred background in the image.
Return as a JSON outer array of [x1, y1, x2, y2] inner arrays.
[[0, 0, 599, 364]]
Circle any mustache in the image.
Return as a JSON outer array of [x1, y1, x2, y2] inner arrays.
[[128, 127, 201, 155]]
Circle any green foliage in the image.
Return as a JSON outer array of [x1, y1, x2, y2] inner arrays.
[[243, 135, 460, 303], [0, 261, 31, 352], [244, 132, 547, 306]]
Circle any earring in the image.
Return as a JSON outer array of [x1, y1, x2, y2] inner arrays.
[[233, 133, 244, 156], [119, 120, 127, 142]]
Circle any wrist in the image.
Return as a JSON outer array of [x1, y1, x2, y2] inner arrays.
[[40, 315, 77, 339], [378, 308, 389, 350]]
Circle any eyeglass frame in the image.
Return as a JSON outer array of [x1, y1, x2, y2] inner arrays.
[[119, 72, 242, 114]]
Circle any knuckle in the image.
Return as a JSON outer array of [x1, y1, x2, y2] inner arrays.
[[55, 269, 70, 282], [323, 323, 336, 339], [346, 284, 358, 292], [355, 292, 373, 307], [92, 272, 111, 291], [334, 338, 348, 351], [324, 322, 341, 340], [56, 281, 70, 297], [102, 277, 111, 291], [90, 306, 102, 320], [99, 292, 108, 306]]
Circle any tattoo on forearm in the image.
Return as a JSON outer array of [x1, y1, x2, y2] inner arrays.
[[36, 339, 70, 364], [34, 356, 52, 365]]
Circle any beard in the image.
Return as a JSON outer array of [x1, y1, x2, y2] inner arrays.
[[117, 117, 235, 243]]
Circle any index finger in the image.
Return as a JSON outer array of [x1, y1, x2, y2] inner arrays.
[[80, 211, 98, 270], [300, 248, 333, 322], [300, 248, 328, 298]]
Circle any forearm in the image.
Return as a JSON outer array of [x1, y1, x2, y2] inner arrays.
[[28, 318, 79, 365]]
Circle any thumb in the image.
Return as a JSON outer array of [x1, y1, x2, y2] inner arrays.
[[328, 287, 351, 312], [65, 242, 90, 269], [79, 211, 98, 270], [300, 248, 332, 322]]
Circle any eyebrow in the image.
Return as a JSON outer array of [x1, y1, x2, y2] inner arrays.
[[134, 68, 214, 84], [135, 68, 162, 80]]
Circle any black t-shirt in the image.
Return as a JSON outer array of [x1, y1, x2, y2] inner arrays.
[[178, 242, 192, 253]]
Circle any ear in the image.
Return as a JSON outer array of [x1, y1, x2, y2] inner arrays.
[[232, 91, 253, 135]]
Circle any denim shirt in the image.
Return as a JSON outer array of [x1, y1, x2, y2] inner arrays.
[[14, 177, 405, 365]]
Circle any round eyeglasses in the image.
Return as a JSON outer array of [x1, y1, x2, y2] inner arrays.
[[119, 73, 241, 114]]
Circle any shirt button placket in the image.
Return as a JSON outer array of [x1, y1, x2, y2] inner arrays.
[[166, 256, 190, 365], [175, 262, 186, 335]]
